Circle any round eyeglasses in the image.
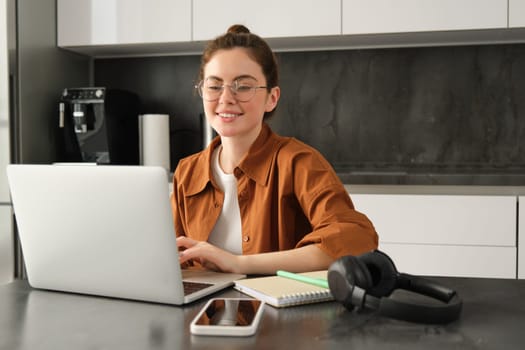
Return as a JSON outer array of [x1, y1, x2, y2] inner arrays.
[[196, 77, 268, 102]]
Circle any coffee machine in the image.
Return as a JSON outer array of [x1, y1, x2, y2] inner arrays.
[[58, 87, 141, 165]]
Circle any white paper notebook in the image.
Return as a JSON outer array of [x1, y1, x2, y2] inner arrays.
[[234, 271, 333, 308]]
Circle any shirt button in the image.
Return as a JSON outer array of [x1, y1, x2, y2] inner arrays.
[[242, 235, 250, 242]]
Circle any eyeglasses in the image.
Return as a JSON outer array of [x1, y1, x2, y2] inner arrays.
[[196, 77, 268, 102]]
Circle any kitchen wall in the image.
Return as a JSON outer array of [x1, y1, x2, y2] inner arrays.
[[94, 43, 525, 185]]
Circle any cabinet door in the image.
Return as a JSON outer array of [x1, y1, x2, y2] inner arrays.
[[352, 194, 515, 246], [351, 194, 517, 278], [193, 0, 340, 41], [342, 0, 508, 35], [58, 0, 191, 46], [378, 243, 516, 279], [509, 0, 525, 28]]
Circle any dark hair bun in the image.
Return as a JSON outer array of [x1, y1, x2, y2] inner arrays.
[[227, 24, 251, 34]]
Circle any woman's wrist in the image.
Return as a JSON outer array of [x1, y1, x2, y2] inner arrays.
[[234, 254, 249, 274]]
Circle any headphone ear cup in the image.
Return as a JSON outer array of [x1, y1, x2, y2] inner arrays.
[[358, 250, 399, 297], [328, 255, 373, 311]]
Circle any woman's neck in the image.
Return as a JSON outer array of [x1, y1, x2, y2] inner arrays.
[[218, 124, 262, 174]]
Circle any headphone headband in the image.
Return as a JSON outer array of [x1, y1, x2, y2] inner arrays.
[[397, 273, 457, 303]]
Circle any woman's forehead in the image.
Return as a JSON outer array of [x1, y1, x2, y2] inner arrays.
[[204, 48, 264, 80]]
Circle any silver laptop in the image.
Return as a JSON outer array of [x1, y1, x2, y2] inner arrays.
[[6, 164, 245, 305]]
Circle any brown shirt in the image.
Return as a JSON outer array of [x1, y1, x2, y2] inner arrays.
[[170, 123, 378, 258]]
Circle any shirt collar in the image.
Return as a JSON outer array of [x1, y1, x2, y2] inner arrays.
[[185, 123, 284, 195], [237, 123, 284, 186]]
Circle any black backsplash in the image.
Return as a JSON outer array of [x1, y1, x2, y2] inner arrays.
[[94, 44, 525, 185]]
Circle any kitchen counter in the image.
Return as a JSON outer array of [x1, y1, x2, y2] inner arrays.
[[337, 167, 525, 195], [344, 183, 525, 196], [336, 168, 525, 188]]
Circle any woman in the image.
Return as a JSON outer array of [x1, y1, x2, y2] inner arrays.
[[171, 25, 378, 275]]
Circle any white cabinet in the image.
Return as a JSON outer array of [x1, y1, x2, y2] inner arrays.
[[351, 194, 517, 278], [509, 0, 525, 28], [57, 0, 191, 47], [519, 197, 525, 279], [342, 0, 508, 35], [57, 0, 524, 55], [192, 0, 340, 41]]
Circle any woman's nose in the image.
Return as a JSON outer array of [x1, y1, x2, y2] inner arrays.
[[218, 85, 236, 103]]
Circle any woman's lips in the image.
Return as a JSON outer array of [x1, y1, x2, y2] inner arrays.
[[217, 112, 242, 119]]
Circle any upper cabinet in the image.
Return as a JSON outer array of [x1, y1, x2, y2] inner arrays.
[[192, 0, 340, 41], [57, 0, 525, 56], [510, 0, 525, 28], [342, 0, 507, 34], [57, 0, 191, 46]]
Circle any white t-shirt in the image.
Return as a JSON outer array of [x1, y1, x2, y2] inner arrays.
[[207, 146, 243, 254]]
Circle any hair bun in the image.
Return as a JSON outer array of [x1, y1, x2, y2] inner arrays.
[[227, 24, 251, 34]]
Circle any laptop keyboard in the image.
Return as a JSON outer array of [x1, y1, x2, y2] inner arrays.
[[183, 281, 214, 295]]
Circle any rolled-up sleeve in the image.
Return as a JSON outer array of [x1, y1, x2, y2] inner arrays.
[[290, 146, 378, 258]]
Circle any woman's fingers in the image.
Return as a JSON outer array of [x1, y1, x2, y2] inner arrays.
[[176, 235, 196, 248], [175, 238, 239, 273]]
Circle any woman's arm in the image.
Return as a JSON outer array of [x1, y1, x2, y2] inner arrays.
[[177, 236, 333, 275]]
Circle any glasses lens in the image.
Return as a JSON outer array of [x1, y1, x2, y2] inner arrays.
[[200, 78, 222, 101], [233, 78, 258, 102]]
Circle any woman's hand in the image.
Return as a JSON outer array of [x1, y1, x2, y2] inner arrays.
[[176, 236, 241, 273]]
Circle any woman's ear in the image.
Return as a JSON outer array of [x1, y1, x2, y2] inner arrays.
[[265, 86, 280, 112]]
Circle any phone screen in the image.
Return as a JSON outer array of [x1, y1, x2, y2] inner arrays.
[[193, 299, 262, 326]]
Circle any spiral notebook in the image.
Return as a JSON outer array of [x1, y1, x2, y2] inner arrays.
[[234, 271, 333, 308]]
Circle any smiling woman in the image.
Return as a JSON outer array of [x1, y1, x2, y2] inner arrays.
[[198, 47, 279, 148], [170, 25, 378, 275]]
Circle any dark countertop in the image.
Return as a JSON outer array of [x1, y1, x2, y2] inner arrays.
[[344, 183, 525, 195], [336, 169, 525, 187], [1, 277, 524, 350], [334, 163, 525, 186]]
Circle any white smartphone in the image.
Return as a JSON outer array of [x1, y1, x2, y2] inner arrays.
[[190, 298, 265, 336]]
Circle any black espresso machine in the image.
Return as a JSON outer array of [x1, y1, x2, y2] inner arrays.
[[58, 87, 141, 165]]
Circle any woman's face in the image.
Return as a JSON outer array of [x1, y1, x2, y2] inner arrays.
[[202, 48, 279, 141]]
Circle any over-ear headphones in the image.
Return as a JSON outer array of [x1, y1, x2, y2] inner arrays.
[[327, 250, 462, 324]]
